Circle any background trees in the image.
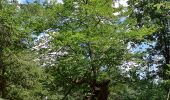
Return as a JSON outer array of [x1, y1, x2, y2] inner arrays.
[[127, 0, 170, 99], [128, 0, 170, 76], [0, 1, 55, 99], [0, 0, 170, 100]]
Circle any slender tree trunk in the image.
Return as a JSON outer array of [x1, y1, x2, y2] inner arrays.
[[0, 48, 6, 98], [0, 48, 3, 98], [1, 67, 6, 98], [167, 88, 170, 100]]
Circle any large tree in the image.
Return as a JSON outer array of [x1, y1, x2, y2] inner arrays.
[[42, 0, 157, 99], [45, 0, 127, 99]]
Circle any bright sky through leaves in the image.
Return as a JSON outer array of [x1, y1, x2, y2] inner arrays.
[[18, 0, 128, 6]]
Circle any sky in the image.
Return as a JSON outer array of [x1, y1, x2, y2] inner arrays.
[[115, 0, 128, 7], [18, 0, 63, 4], [18, 0, 128, 6]]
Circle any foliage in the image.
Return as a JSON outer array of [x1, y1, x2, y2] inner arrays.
[[0, 0, 169, 99], [46, 0, 128, 99], [0, 1, 56, 99]]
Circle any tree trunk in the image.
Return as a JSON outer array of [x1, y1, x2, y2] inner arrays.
[[87, 80, 110, 100]]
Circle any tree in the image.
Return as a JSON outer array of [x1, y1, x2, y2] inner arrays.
[[0, 1, 19, 97], [126, 0, 170, 98], [0, 1, 57, 99], [127, 0, 170, 77], [1, 0, 167, 99], [43, 0, 127, 99]]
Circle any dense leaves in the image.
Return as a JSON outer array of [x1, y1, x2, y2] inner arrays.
[[0, 0, 170, 100]]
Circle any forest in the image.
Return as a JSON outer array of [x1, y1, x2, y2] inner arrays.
[[0, 0, 170, 100]]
